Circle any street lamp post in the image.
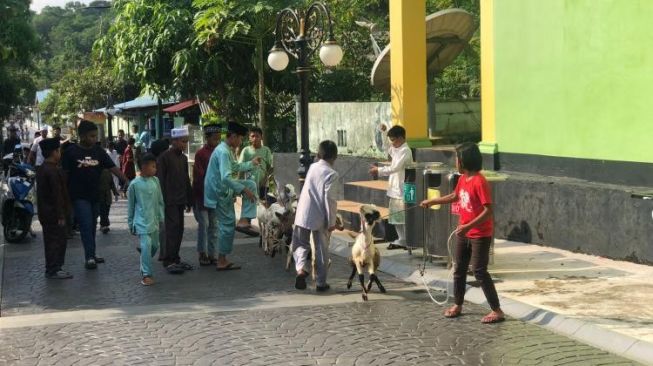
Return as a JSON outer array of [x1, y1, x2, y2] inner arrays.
[[268, 2, 343, 188]]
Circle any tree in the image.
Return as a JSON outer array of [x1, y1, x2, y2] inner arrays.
[[31, 1, 113, 89], [0, 0, 39, 118], [193, 0, 295, 143], [95, 0, 196, 99]]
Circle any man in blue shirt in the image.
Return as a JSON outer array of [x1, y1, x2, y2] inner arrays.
[[204, 122, 259, 270]]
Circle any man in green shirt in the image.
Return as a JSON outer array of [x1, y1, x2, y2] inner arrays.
[[237, 127, 273, 227]]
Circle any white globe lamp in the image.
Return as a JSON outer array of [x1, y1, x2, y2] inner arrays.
[[319, 40, 343, 67], [268, 47, 289, 71]]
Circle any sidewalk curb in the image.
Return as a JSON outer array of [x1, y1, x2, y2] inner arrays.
[[330, 235, 653, 366]]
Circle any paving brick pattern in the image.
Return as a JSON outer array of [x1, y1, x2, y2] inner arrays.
[[1, 202, 406, 316], [0, 300, 639, 366], [0, 201, 641, 365]]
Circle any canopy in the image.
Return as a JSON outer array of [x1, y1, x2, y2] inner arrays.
[[371, 9, 477, 91]]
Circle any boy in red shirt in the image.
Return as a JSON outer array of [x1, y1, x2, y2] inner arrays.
[[192, 124, 221, 266], [420, 142, 504, 324]]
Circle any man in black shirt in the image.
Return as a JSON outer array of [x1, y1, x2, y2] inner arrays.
[[62, 120, 129, 270]]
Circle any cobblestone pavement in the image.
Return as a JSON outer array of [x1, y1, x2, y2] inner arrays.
[[0, 201, 641, 365]]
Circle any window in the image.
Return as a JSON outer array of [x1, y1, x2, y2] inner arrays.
[[337, 129, 347, 147]]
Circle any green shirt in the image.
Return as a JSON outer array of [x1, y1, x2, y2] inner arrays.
[[127, 176, 165, 234], [239, 145, 273, 187]]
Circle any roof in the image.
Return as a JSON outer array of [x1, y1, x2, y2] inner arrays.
[[112, 94, 177, 111], [371, 9, 477, 91], [35, 89, 52, 104], [163, 99, 198, 113]]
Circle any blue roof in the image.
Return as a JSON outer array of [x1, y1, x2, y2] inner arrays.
[[112, 94, 177, 111], [35, 89, 52, 104]]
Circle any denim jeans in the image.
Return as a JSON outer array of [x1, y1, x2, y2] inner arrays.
[[193, 205, 217, 257], [73, 199, 99, 261]]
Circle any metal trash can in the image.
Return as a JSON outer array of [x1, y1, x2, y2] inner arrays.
[[404, 162, 452, 255], [421, 167, 456, 259]]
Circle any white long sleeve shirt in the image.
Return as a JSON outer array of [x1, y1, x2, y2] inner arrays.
[[294, 159, 339, 231], [378, 143, 413, 199]]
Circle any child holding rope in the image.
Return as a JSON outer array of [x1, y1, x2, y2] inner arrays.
[[420, 142, 505, 324]]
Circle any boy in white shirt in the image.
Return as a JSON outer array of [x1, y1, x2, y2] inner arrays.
[[369, 125, 413, 249]]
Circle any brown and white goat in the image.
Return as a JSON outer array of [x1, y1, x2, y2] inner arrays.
[[347, 205, 386, 301]]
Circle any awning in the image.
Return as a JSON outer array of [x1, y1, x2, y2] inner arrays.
[[371, 9, 477, 91], [163, 99, 198, 113]]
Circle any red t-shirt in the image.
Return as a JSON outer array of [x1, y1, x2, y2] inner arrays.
[[454, 173, 493, 238]]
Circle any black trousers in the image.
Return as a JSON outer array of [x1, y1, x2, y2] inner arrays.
[[163, 205, 185, 266], [453, 235, 501, 310], [99, 201, 111, 227], [42, 224, 67, 274]]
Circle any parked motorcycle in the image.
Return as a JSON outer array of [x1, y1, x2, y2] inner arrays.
[[1, 145, 36, 243]]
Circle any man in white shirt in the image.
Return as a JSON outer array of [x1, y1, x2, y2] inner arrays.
[[369, 125, 413, 249], [292, 140, 339, 291], [29, 126, 49, 168]]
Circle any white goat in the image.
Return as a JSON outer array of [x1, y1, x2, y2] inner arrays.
[[347, 204, 386, 301], [258, 181, 297, 261]]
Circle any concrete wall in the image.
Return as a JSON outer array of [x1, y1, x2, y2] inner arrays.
[[303, 101, 480, 157], [493, 173, 653, 264], [492, 0, 653, 164], [275, 151, 653, 264], [273, 153, 381, 200]]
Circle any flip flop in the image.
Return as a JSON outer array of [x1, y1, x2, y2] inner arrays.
[[481, 314, 505, 324], [235, 226, 260, 237], [386, 243, 404, 250], [216, 263, 242, 271]]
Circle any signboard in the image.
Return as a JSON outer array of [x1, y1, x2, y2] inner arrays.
[[403, 182, 416, 204]]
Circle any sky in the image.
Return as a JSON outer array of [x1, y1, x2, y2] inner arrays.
[[30, 0, 90, 13]]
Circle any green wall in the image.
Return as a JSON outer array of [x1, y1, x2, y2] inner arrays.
[[493, 0, 653, 163]]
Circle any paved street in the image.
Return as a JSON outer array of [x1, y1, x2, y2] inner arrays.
[[0, 201, 642, 365]]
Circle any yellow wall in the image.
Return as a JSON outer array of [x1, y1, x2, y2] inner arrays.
[[389, 1, 430, 147]]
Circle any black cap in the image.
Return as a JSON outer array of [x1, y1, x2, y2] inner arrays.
[[227, 122, 248, 136]]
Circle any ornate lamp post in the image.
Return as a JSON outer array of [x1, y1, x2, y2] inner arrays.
[[268, 2, 343, 188]]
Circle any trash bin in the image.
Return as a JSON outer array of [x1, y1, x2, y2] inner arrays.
[[404, 162, 452, 255], [422, 167, 456, 259]]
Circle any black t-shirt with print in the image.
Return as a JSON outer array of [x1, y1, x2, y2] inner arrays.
[[62, 144, 115, 201]]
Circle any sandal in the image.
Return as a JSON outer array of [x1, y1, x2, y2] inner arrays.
[[481, 312, 505, 324], [177, 262, 194, 271], [198, 254, 211, 266], [216, 263, 242, 271], [444, 306, 462, 318], [387, 243, 405, 250]]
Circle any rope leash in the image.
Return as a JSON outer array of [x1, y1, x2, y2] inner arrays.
[[418, 230, 457, 306]]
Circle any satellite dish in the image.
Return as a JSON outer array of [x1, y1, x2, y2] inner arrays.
[[371, 9, 477, 91]]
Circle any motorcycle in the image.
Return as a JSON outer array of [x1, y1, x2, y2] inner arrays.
[[1, 144, 36, 243]]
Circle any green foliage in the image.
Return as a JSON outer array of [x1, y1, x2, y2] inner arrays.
[[41, 65, 126, 123], [0, 0, 39, 117], [95, 0, 196, 99], [427, 0, 480, 99], [31, 1, 113, 89]]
